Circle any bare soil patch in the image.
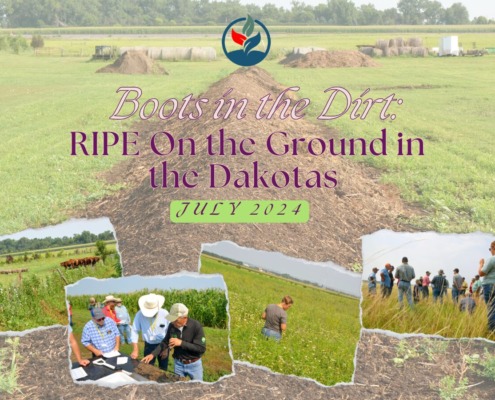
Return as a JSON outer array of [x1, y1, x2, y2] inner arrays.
[[77, 66, 419, 274], [97, 50, 168, 75], [280, 50, 379, 68]]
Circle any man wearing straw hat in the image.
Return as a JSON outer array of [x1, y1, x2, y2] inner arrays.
[[143, 303, 206, 381], [130, 293, 170, 371], [102, 295, 121, 324]]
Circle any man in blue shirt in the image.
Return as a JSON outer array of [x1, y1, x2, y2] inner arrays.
[[130, 293, 170, 371], [368, 268, 379, 295], [115, 299, 132, 345], [81, 308, 120, 357], [479, 240, 495, 331], [380, 263, 392, 298]]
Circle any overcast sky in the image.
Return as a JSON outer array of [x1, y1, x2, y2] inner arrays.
[[239, 1, 495, 19], [202, 241, 361, 297], [362, 230, 495, 285], [0, 218, 114, 240]]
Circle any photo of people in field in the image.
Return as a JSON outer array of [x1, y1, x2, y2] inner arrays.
[[362, 231, 495, 340]]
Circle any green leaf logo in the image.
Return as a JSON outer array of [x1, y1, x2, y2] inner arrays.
[[242, 15, 254, 37]]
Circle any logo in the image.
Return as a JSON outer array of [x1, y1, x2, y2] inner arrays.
[[222, 15, 271, 67]]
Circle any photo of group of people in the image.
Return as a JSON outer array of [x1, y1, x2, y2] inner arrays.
[[362, 231, 495, 340]]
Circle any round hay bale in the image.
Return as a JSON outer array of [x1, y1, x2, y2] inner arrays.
[[147, 47, 162, 60], [161, 47, 192, 61], [412, 47, 429, 57], [389, 39, 397, 48], [398, 46, 412, 55], [375, 39, 388, 50], [395, 37, 404, 47], [359, 46, 374, 56], [408, 37, 423, 47], [388, 47, 399, 56], [372, 48, 384, 57], [190, 47, 216, 61]]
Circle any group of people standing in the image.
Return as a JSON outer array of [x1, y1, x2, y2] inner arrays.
[[79, 293, 206, 381], [367, 241, 495, 332]]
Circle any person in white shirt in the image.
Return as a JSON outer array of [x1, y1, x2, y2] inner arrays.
[[130, 293, 170, 371]]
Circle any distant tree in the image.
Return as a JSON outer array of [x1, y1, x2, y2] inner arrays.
[[473, 16, 489, 24], [397, 0, 424, 24], [444, 3, 469, 24], [327, 0, 357, 25], [30, 34, 44, 49], [95, 240, 110, 262], [358, 3, 382, 25], [422, 0, 444, 24]]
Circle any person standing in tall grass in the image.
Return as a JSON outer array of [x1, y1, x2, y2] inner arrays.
[[368, 268, 379, 295], [479, 241, 495, 331], [432, 270, 447, 303], [422, 271, 431, 299], [380, 264, 393, 298], [395, 257, 416, 309]]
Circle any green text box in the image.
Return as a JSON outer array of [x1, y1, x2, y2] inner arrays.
[[170, 200, 309, 223]]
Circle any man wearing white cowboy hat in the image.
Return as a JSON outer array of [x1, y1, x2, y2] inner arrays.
[[143, 303, 206, 381], [130, 293, 170, 371]]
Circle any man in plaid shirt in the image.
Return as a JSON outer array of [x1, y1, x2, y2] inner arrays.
[[81, 308, 120, 357]]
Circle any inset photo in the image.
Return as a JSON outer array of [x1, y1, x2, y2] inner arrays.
[[200, 242, 361, 386], [0, 218, 121, 332], [66, 273, 231, 385], [362, 231, 495, 340]]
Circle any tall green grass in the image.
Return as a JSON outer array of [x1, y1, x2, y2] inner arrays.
[[361, 284, 495, 340], [0, 261, 118, 331], [0, 337, 20, 395], [201, 255, 360, 386]]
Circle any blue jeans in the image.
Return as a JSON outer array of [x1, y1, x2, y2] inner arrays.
[[398, 281, 413, 308], [144, 342, 169, 371], [261, 327, 281, 341], [118, 324, 132, 344], [174, 358, 203, 381], [452, 287, 460, 303], [482, 284, 495, 331], [433, 289, 443, 303]]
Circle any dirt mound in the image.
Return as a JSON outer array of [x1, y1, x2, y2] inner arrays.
[[281, 50, 379, 68], [97, 50, 168, 75], [82, 66, 417, 274]]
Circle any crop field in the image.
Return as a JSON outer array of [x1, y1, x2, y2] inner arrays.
[[361, 284, 495, 340], [68, 289, 232, 382], [200, 254, 360, 386], [1, 27, 494, 236]]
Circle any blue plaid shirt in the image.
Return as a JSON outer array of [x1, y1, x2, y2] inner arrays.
[[81, 317, 119, 353]]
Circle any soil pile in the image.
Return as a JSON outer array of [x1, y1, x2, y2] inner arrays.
[[281, 50, 379, 68], [82, 67, 417, 274], [97, 50, 168, 75]]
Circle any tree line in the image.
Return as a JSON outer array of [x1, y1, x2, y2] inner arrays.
[[0, 230, 115, 254], [0, 0, 492, 28]]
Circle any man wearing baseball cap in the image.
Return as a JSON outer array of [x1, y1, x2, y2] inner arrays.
[[130, 293, 169, 371], [81, 308, 120, 357], [142, 303, 206, 380]]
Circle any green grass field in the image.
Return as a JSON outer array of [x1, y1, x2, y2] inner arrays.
[[1, 28, 494, 236], [201, 254, 360, 386], [362, 284, 495, 340], [0, 244, 117, 285]]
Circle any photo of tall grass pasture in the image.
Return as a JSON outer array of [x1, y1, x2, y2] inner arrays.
[[200, 253, 360, 386]]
